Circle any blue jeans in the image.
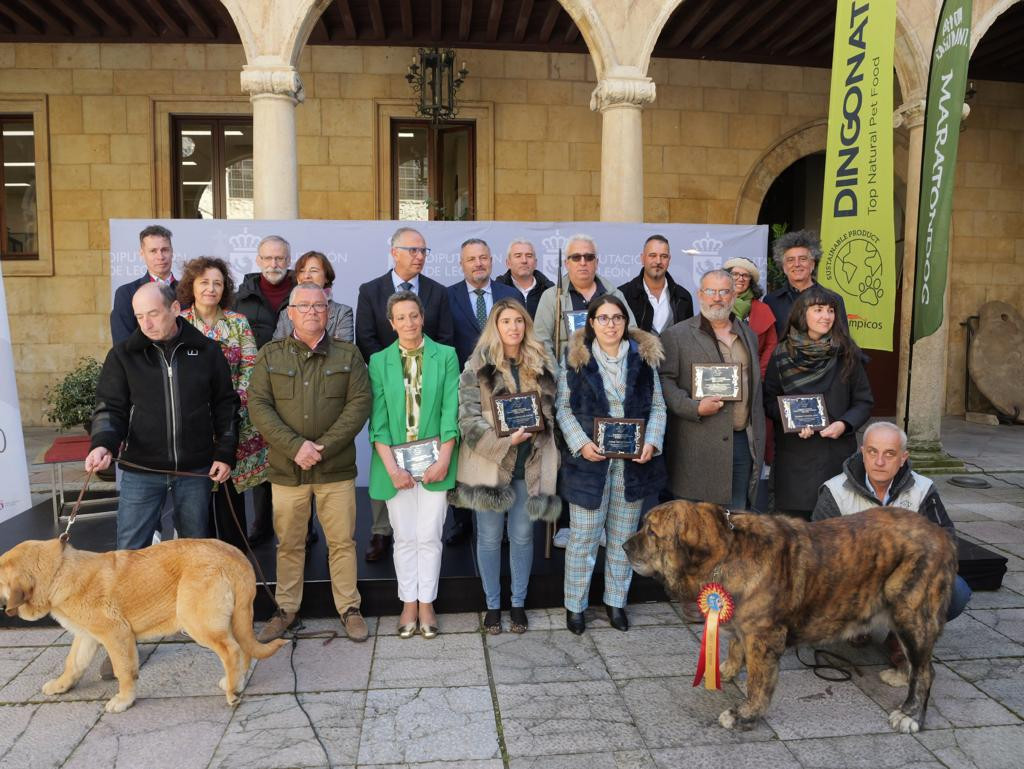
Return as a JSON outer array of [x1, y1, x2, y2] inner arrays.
[[117, 468, 212, 550], [948, 575, 972, 622], [731, 430, 752, 510], [475, 480, 533, 609]]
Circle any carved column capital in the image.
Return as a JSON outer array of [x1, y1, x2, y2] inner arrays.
[[590, 71, 656, 113], [240, 65, 305, 103], [893, 98, 925, 129]]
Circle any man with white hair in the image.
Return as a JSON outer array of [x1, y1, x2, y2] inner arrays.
[[533, 233, 634, 360], [494, 237, 553, 317]]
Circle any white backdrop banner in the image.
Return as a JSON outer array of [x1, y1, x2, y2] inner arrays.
[[110, 219, 768, 479], [0, 263, 32, 522]]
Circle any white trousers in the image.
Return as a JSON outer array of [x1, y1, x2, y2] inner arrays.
[[386, 484, 448, 603]]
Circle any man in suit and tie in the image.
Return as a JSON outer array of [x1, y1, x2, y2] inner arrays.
[[356, 226, 455, 561], [447, 238, 521, 368], [110, 224, 178, 344]]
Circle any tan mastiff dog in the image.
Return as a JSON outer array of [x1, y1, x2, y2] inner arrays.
[[0, 538, 286, 712]]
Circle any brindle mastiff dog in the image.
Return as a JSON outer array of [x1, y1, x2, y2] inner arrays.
[[623, 501, 957, 734], [0, 538, 287, 712]]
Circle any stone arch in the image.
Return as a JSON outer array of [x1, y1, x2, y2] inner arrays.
[[218, 0, 331, 64], [894, 1, 929, 100], [734, 119, 909, 225], [971, 0, 1024, 53]]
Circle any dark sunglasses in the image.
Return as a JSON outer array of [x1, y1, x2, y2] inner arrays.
[[567, 252, 596, 263]]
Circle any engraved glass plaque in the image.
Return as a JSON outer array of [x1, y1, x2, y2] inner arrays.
[[692, 363, 741, 401], [563, 310, 588, 337], [391, 437, 440, 480], [492, 391, 543, 437], [593, 417, 645, 459], [777, 394, 829, 433]]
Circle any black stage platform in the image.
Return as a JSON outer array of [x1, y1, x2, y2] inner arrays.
[[0, 490, 1006, 627]]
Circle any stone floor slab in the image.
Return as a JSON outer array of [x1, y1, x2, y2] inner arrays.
[[369, 633, 487, 688], [1001, 571, 1024, 593], [650, 742, 800, 769], [210, 691, 364, 769], [760, 669, 891, 740], [0, 643, 157, 704], [946, 658, 1024, 719], [496, 679, 644, 757], [934, 615, 1024, 660], [369, 762, 503, 769], [852, 662, 1020, 730], [618, 675, 776, 749], [0, 628, 65, 648], [957, 521, 1024, 545], [782, 733, 940, 768], [964, 588, 1024, 610], [0, 700, 102, 769], [591, 625, 701, 680], [966, 503, 1024, 523], [486, 628, 611, 684], [132, 641, 245, 700], [0, 647, 44, 691], [509, 750, 656, 769], [915, 725, 1024, 769], [586, 602, 686, 629], [358, 686, 498, 765], [62, 695, 233, 769], [968, 608, 1024, 643], [245, 635, 372, 694]]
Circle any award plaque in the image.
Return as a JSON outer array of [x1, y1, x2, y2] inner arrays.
[[777, 394, 829, 433], [391, 437, 440, 480], [692, 363, 741, 401], [563, 310, 588, 336], [491, 391, 544, 437], [593, 417, 645, 459]]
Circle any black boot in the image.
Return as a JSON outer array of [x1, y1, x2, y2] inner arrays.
[[566, 610, 586, 635], [605, 605, 629, 631]]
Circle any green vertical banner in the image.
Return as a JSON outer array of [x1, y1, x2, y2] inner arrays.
[[912, 0, 973, 342], [819, 0, 897, 351]]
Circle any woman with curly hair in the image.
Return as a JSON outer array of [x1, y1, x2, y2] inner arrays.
[[454, 298, 560, 635], [178, 256, 269, 549], [764, 284, 873, 519]]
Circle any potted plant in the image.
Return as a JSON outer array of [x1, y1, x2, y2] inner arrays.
[[44, 357, 102, 433]]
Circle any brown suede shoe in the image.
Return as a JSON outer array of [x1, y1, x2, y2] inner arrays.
[[365, 534, 391, 562], [258, 611, 297, 642], [342, 608, 369, 642]]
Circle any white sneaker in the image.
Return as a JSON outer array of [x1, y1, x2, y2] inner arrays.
[[553, 528, 570, 548]]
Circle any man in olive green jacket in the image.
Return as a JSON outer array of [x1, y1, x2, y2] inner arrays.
[[249, 283, 372, 642]]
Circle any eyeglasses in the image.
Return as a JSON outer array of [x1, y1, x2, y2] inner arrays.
[[594, 314, 626, 326], [394, 245, 431, 256], [293, 302, 328, 313], [729, 271, 750, 280], [700, 288, 734, 298], [259, 255, 288, 264], [567, 253, 596, 263]]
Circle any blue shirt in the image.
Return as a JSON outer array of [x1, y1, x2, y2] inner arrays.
[[391, 271, 421, 294], [465, 280, 494, 319]]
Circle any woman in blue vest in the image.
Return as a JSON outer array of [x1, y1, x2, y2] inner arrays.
[[556, 295, 667, 635]]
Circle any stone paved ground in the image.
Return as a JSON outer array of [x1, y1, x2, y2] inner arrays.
[[4, 422, 1024, 768]]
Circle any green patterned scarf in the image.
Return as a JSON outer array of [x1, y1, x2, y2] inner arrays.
[[732, 288, 753, 320], [777, 328, 838, 392], [400, 344, 424, 442]]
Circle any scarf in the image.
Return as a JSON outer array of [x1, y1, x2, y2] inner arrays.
[[400, 344, 424, 442], [776, 328, 838, 392], [592, 339, 629, 413], [732, 289, 753, 321]]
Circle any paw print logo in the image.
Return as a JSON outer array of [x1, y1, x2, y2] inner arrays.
[[858, 275, 883, 306]]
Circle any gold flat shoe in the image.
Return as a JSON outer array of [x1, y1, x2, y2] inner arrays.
[[419, 624, 439, 639], [397, 621, 418, 639]]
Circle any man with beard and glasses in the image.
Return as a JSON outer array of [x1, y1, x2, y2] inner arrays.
[[658, 269, 765, 513]]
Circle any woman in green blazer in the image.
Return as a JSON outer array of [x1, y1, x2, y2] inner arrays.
[[369, 290, 460, 639]]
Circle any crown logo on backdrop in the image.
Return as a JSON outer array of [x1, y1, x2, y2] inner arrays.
[[692, 233, 724, 255], [542, 233, 569, 255], [229, 228, 261, 254]]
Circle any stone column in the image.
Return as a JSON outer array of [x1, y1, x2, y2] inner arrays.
[[241, 64, 303, 220], [591, 68, 656, 222]]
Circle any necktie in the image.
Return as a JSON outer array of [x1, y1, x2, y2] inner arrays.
[[474, 288, 487, 328], [399, 281, 413, 292]]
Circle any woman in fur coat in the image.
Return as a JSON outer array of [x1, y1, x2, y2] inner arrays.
[[556, 295, 667, 635], [454, 298, 561, 634]]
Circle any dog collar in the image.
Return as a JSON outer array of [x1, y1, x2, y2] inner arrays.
[[722, 508, 735, 530]]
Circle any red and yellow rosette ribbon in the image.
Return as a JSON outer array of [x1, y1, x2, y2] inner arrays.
[[692, 582, 735, 690]]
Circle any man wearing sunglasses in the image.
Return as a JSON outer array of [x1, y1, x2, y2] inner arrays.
[[356, 226, 454, 561], [534, 233, 634, 360]]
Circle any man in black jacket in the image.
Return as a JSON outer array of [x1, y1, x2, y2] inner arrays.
[[618, 234, 693, 335], [494, 238, 553, 318], [86, 283, 239, 551], [356, 226, 454, 560], [764, 229, 848, 337], [110, 224, 178, 344]]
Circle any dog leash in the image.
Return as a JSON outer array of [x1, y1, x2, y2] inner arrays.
[[58, 470, 95, 544], [795, 647, 861, 682]]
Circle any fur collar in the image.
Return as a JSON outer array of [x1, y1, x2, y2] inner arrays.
[[565, 327, 664, 371]]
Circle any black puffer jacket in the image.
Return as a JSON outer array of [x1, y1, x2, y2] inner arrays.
[[233, 271, 293, 349], [90, 320, 239, 472]]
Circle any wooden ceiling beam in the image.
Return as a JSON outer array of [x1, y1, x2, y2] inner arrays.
[[367, 0, 385, 40], [145, 0, 185, 36], [399, 0, 413, 39], [740, 1, 807, 52], [312, 15, 330, 42], [716, 0, 786, 49], [514, 0, 533, 43], [174, 0, 215, 38], [431, 0, 442, 41], [50, 0, 101, 35], [458, 0, 472, 40], [665, 0, 717, 49], [539, 1, 559, 44], [81, 0, 128, 36], [788, 20, 832, 56], [1, 3, 44, 34], [770, 3, 833, 54], [486, 0, 504, 42], [690, 0, 748, 50], [564, 21, 579, 44], [14, 0, 70, 34], [110, 0, 158, 35], [975, 22, 1024, 60], [336, 0, 356, 39]]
